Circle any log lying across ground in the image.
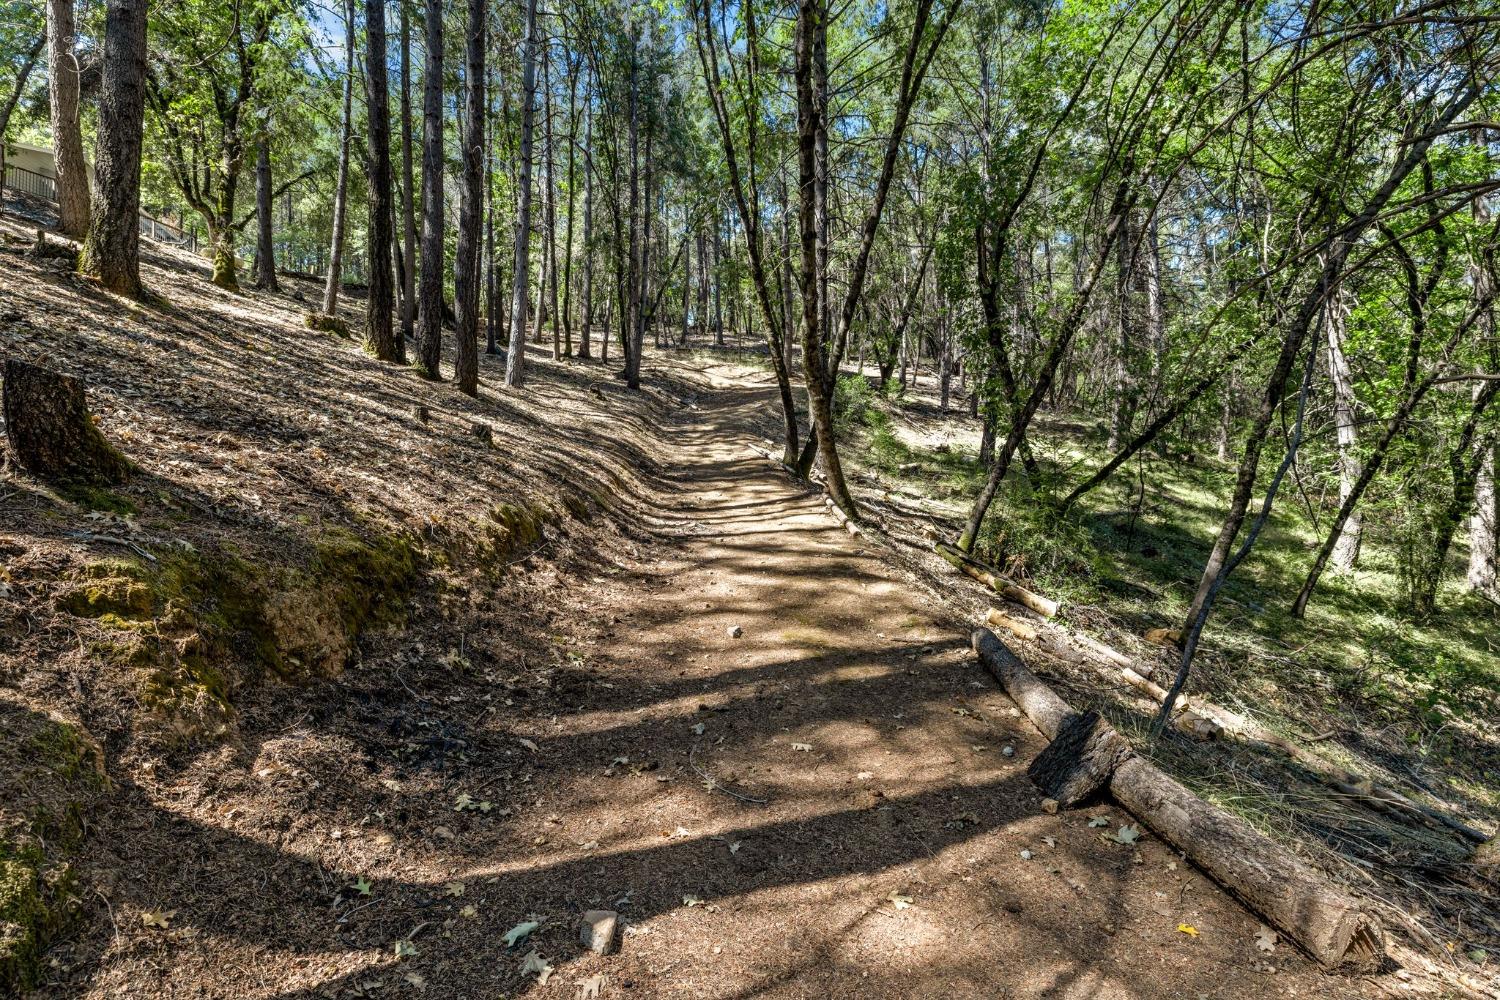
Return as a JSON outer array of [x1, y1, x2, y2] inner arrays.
[[972, 627, 1386, 969], [936, 542, 1059, 617]]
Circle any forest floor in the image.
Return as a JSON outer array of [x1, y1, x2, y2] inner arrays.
[[0, 201, 1495, 999]]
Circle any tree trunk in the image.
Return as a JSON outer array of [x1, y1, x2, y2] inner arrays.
[[1326, 292, 1362, 570], [1, 37, 46, 203], [79, 0, 148, 298], [541, 43, 561, 361], [252, 137, 278, 291], [505, 0, 540, 387], [795, 0, 854, 517], [322, 0, 356, 315], [47, 0, 90, 237], [578, 87, 594, 360], [2, 360, 132, 485], [363, 0, 397, 360], [399, 0, 417, 345], [453, 0, 485, 396], [415, 0, 444, 377]]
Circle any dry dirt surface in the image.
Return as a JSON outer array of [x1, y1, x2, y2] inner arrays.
[[0, 215, 1458, 999]]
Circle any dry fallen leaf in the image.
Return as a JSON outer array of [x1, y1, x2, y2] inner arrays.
[[790, 742, 813, 752], [520, 949, 553, 984], [887, 890, 914, 911], [1177, 923, 1199, 937], [1115, 824, 1141, 844], [460, 904, 479, 918], [1088, 815, 1111, 828], [1255, 926, 1277, 953], [141, 909, 174, 929], [517, 737, 541, 752], [578, 973, 606, 999], [444, 881, 465, 897], [393, 939, 419, 958]]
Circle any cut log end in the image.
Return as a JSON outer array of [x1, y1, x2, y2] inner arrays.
[[2, 360, 133, 486], [1026, 708, 1134, 807]]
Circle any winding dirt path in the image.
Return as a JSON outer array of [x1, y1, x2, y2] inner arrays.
[[505, 359, 1360, 999]]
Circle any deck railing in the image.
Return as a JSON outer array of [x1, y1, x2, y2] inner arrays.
[[3, 163, 199, 254]]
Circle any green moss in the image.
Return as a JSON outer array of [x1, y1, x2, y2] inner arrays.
[[58, 574, 154, 622], [0, 711, 103, 993], [57, 484, 138, 516], [475, 503, 551, 576], [303, 311, 351, 338], [310, 527, 419, 635]]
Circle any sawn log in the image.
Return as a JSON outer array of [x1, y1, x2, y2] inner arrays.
[[971, 627, 1385, 969]]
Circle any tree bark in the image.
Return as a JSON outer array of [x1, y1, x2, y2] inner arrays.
[[505, 0, 540, 387], [252, 137, 278, 291], [399, 0, 417, 345], [47, 0, 90, 236], [322, 0, 355, 315], [1325, 292, 1361, 570], [415, 0, 444, 377], [452, 0, 485, 395], [2, 360, 132, 484], [794, 0, 854, 517], [579, 87, 594, 359], [363, 0, 397, 360], [79, 0, 148, 298], [0, 37, 46, 197]]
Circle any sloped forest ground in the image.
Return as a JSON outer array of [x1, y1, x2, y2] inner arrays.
[[0, 199, 1493, 1000]]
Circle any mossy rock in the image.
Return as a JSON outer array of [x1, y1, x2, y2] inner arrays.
[[0, 706, 106, 993], [303, 311, 351, 338]]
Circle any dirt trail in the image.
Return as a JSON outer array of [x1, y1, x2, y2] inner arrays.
[[25, 351, 1381, 1000], [477, 359, 1363, 999]]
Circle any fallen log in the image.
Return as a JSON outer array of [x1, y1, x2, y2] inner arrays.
[[2, 359, 133, 485], [823, 497, 861, 536], [1027, 709, 1133, 807], [985, 608, 1037, 641], [972, 628, 1385, 969], [937, 542, 1059, 618]]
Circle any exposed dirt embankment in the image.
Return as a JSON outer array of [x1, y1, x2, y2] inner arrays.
[[0, 215, 696, 993]]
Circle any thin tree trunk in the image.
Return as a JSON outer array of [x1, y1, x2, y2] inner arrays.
[[579, 86, 594, 359], [453, 0, 485, 395], [505, 0, 540, 387], [79, 0, 148, 297], [321, 0, 355, 315], [400, 0, 417, 345], [795, 0, 854, 516], [415, 0, 444, 377], [542, 42, 561, 360], [1326, 291, 1362, 570], [0, 37, 45, 194], [363, 0, 397, 360], [48, 0, 90, 236], [252, 137, 278, 290]]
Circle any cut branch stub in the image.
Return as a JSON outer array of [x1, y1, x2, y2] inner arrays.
[[2, 360, 132, 485], [1026, 708, 1134, 808]]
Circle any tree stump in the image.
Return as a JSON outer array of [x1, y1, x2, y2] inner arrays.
[[2, 360, 132, 485], [1026, 709, 1133, 807]]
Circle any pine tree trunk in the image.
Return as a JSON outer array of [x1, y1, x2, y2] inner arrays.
[[47, 0, 90, 237], [399, 0, 417, 345], [505, 0, 540, 387], [453, 0, 485, 396], [415, 0, 444, 377], [252, 138, 279, 291], [79, 0, 147, 297], [322, 0, 356, 315], [578, 87, 594, 360], [363, 0, 397, 360]]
